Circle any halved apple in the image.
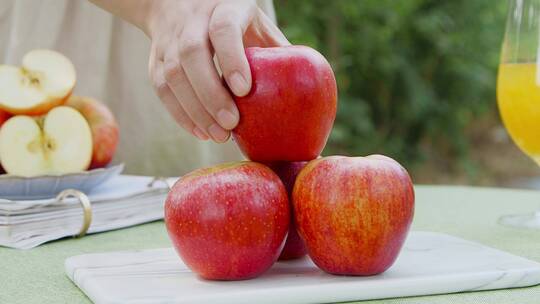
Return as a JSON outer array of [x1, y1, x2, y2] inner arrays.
[[0, 49, 76, 115], [0, 106, 92, 177]]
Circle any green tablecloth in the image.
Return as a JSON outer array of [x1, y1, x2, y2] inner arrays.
[[2, 185, 540, 303]]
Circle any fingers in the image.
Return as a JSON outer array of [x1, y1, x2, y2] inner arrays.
[[178, 18, 239, 138], [209, 3, 255, 97], [148, 0, 291, 144], [149, 45, 208, 140], [163, 42, 231, 143], [209, 3, 290, 97], [153, 62, 209, 141]]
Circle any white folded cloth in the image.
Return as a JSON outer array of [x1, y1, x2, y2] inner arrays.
[[0, 175, 175, 249]]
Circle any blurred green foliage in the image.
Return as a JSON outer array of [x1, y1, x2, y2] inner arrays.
[[276, 0, 508, 167]]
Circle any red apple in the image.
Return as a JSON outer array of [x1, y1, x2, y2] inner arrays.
[[293, 155, 414, 275], [0, 110, 10, 127], [66, 96, 119, 169], [233, 45, 337, 162], [0, 110, 9, 174], [165, 161, 290, 280], [267, 161, 309, 260]]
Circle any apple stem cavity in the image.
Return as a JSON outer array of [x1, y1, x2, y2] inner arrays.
[[21, 68, 42, 88]]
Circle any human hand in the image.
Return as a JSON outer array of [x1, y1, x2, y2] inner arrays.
[[146, 0, 289, 142]]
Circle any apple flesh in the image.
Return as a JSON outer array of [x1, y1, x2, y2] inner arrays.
[[0, 106, 93, 177], [233, 45, 337, 162], [267, 161, 309, 260], [0, 49, 76, 115], [165, 161, 290, 280], [67, 96, 119, 169], [293, 155, 414, 275]]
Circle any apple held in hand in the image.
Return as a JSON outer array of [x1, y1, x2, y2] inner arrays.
[[293, 155, 414, 275], [267, 161, 309, 260], [233, 46, 337, 162], [0, 106, 92, 177], [165, 162, 290, 280], [67, 96, 119, 169], [0, 49, 76, 115]]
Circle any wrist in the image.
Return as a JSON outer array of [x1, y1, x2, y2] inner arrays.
[[139, 0, 158, 37], [89, 0, 155, 37], [133, 0, 156, 37]]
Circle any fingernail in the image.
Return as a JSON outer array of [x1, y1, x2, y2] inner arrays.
[[229, 72, 250, 97], [217, 108, 239, 130], [208, 124, 230, 143], [193, 127, 209, 140]]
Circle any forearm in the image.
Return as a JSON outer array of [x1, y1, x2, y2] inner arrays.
[[89, 0, 153, 35]]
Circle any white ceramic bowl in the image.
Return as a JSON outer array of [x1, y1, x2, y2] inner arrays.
[[0, 163, 124, 200]]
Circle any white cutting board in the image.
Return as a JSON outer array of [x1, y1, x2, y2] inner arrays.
[[65, 232, 540, 304]]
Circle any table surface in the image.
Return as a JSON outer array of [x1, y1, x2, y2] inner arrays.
[[2, 185, 540, 304]]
